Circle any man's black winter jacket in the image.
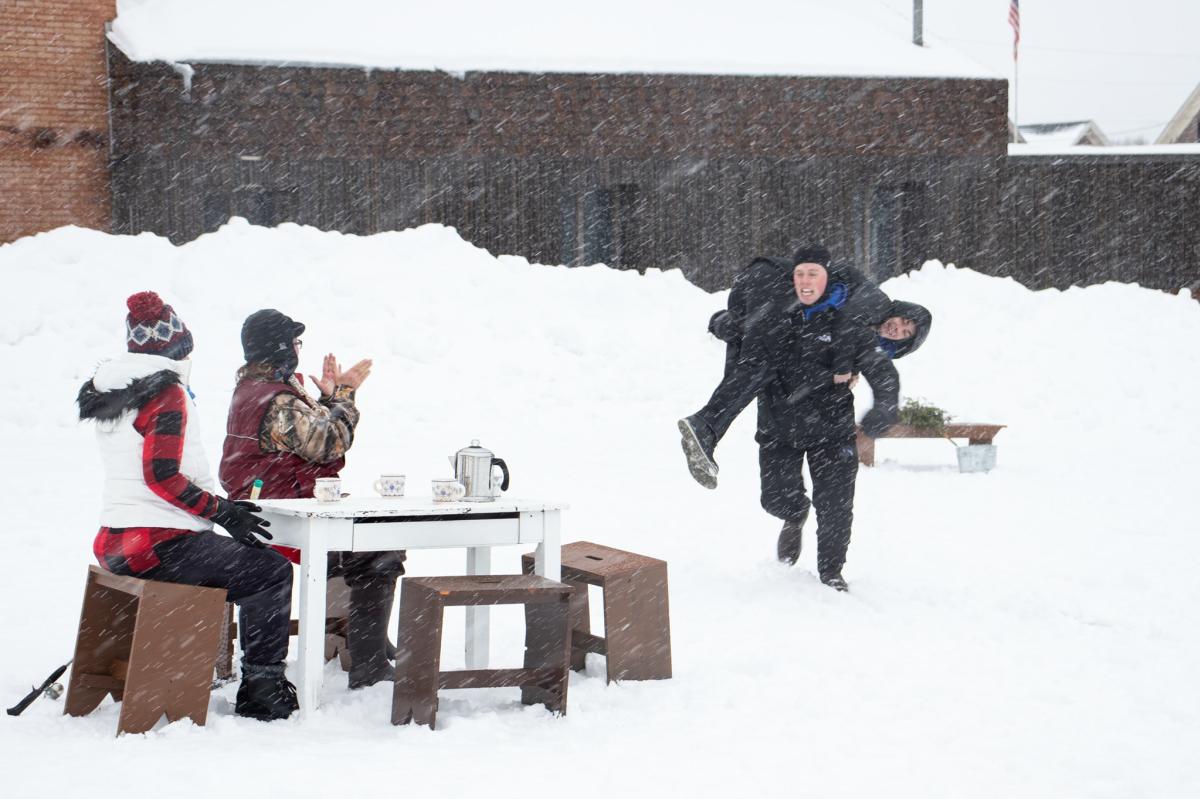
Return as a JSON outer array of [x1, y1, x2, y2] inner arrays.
[[755, 303, 900, 448]]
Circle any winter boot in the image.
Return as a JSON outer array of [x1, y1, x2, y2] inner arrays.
[[235, 665, 299, 721], [347, 575, 399, 689], [678, 416, 719, 489], [820, 572, 849, 593], [777, 513, 807, 566]]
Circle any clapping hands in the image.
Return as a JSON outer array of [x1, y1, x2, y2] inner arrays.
[[310, 353, 373, 395]]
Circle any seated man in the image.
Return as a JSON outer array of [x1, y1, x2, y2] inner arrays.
[[219, 309, 404, 689], [679, 245, 931, 488], [78, 292, 297, 721]]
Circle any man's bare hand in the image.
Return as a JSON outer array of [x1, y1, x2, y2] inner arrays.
[[833, 372, 853, 384], [338, 359, 373, 390]]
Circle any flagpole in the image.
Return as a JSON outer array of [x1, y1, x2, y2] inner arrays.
[[1010, 0, 1021, 133]]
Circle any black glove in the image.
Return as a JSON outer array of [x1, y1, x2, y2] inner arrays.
[[211, 498, 273, 548], [708, 310, 742, 344], [860, 408, 894, 439]]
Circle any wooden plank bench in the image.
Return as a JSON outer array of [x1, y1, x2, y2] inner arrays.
[[856, 424, 1006, 467]]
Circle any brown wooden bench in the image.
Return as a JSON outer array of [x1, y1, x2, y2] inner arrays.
[[521, 541, 671, 683], [391, 574, 573, 729], [65, 566, 226, 735], [856, 424, 1006, 467]]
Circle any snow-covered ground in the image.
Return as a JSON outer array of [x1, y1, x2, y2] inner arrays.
[[2, 221, 1198, 798]]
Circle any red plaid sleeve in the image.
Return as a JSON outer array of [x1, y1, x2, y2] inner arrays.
[[133, 385, 220, 519]]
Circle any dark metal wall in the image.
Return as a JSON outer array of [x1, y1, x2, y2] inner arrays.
[[111, 150, 1004, 290], [1000, 155, 1200, 292]]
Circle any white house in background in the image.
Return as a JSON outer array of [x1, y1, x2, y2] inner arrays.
[[1156, 83, 1200, 144], [1018, 120, 1110, 147]]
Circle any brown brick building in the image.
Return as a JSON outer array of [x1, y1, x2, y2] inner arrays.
[[4, 3, 1198, 296], [105, 45, 1009, 289], [0, 0, 113, 242]]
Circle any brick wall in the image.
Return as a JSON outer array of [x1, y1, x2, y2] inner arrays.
[[0, 0, 114, 243], [108, 50, 1009, 161], [108, 45, 1009, 286]]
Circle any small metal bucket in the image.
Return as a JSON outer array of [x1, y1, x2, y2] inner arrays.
[[956, 444, 997, 473]]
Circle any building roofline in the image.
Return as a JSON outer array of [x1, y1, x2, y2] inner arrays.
[[1156, 82, 1200, 144]]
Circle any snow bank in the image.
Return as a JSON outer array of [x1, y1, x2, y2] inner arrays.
[[2, 221, 1198, 797], [108, 0, 995, 79], [1009, 142, 1200, 156]]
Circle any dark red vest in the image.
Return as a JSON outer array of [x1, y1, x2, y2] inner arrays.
[[219, 377, 344, 501]]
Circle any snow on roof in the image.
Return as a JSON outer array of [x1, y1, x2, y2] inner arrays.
[[1008, 142, 1200, 157], [1157, 82, 1200, 144], [108, 0, 997, 80], [1017, 121, 1108, 147]]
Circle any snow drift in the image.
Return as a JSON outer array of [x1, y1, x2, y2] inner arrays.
[[1, 220, 1198, 797]]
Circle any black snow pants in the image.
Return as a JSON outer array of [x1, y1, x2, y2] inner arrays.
[[693, 339, 774, 444], [328, 551, 406, 667], [127, 531, 294, 670], [758, 434, 860, 577]]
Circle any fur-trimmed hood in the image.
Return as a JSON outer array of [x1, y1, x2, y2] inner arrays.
[[78, 353, 191, 422]]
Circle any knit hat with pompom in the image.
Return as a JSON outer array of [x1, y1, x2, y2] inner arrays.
[[125, 291, 193, 360]]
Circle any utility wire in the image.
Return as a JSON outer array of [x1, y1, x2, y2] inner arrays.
[[1104, 121, 1170, 135], [943, 36, 1200, 58], [1015, 76, 1197, 87]]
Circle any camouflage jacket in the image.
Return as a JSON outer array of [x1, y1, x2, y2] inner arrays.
[[240, 363, 360, 464]]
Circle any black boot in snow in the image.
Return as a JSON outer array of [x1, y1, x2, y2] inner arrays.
[[777, 514, 806, 566], [235, 672, 299, 721], [678, 416, 719, 489], [820, 572, 849, 593], [347, 576, 399, 689]]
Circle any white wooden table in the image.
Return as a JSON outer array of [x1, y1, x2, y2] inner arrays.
[[254, 496, 565, 714]]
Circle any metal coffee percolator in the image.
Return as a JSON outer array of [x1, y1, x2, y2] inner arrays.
[[449, 440, 510, 502]]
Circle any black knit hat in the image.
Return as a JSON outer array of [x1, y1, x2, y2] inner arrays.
[[792, 244, 831, 268], [241, 309, 305, 367]]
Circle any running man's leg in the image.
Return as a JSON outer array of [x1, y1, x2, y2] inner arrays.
[[807, 436, 860, 586]]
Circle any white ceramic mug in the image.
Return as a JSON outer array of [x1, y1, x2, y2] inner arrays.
[[314, 477, 342, 503], [374, 474, 406, 497], [431, 479, 466, 502]]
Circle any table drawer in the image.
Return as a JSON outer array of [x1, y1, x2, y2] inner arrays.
[[351, 517, 522, 551]]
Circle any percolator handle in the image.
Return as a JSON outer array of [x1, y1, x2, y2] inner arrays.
[[491, 458, 510, 492]]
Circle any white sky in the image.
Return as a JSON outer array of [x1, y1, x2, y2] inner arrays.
[[879, 0, 1200, 142]]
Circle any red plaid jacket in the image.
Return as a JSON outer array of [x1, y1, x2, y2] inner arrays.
[[94, 384, 221, 575]]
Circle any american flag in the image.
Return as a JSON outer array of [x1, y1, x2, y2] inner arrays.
[[1009, 0, 1021, 61]]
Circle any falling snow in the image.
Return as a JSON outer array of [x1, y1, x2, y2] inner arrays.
[[1, 222, 1198, 796]]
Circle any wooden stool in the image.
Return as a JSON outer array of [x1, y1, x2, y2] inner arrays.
[[215, 576, 352, 681], [65, 566, 226, 735], [522, 541, 671, 683], [391, 575, 573, 729]]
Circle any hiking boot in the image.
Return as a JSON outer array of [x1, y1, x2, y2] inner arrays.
[[235, 674, 299, 721], [678, 416, 718, 489], [820, 572, 849, 593], [777, 515, 806, 566]]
